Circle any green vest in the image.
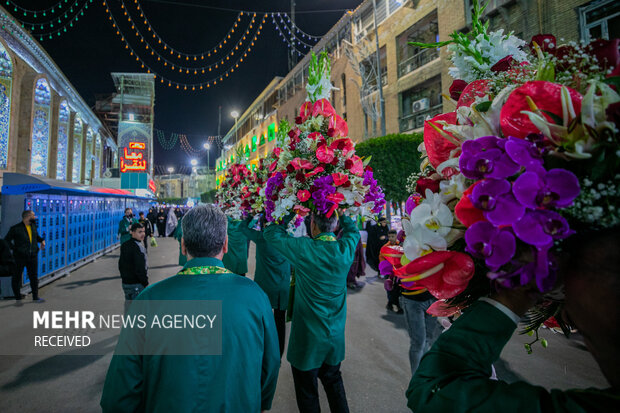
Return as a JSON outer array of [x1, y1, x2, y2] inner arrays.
[[222, 218, 249, 275], [118, 217, 139, 244]]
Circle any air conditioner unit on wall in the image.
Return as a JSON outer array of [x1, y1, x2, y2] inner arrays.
[[412, 98, 430, 113]]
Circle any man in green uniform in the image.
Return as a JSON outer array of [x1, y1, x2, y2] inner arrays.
[[173, 216, 187, 266], [407, 227, 620, 412], [101, 205, 280, 413], [117, 208, 139, 245], [222, 216, 248, 276], [263, 212, 360, 413], [240, 214, 291, 357]]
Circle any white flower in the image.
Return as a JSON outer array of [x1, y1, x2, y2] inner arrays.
[[401, 218, 447, 261], [410, 190, 454, 237], [439, 174, 467, 202]]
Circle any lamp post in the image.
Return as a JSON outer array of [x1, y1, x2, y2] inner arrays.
[[203, 142, 211, 172], [372, 0, 386, 137]]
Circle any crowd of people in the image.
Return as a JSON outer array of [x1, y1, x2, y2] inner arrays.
[[100, 204, 619, 412]]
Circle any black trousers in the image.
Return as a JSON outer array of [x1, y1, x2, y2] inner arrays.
[[274, 309, 286, 357], [291, 363, 349, 413], [13, 256, 38, 300]]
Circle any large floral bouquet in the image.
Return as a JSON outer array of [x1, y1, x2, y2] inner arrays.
[[385, 1, 619, 336], [215, 162, 256, 219], [264, 52, 386, 222]]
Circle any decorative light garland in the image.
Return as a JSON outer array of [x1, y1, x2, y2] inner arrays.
[[272, 16, 310, 57], [155, 129, 178, 150], [279, 12, 322, 40], [275, 12, 317, 48], [5, 0, 73, 17], [129, 0, 247, 61], [10, 0, 91, 41]]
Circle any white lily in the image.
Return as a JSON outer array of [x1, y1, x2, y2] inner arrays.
[[401, 218, 447, 261]]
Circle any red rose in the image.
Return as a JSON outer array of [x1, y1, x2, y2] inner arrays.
[[295, 171, 306, 183], [454, 183, 486, 227], [416, 178, 440, 195], [606, 101, 620, 130], [295, 116, 303, 125], [449, 79, 468, 101], [490, 55, 514, 72], [586, 38, 620, 71], [273, 147, 282, 157], [500, 81, 583, 139], [529, 34, 556, 53], [286, 164, 295, 173], [423, 112, 459, 170], [297, 190, 311, 202]]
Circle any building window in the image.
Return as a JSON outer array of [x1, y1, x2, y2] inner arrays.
[[362, 46, 388, 91], [579, 0, 620, 42], [72, 116, 83, 183], [396, 10, 439, 78], [31, 78, 52, 176], [399, 75, 443, 133], [0, 41, 12, 170], [341, 73, 347, 106], [56, 100, 69, 180]]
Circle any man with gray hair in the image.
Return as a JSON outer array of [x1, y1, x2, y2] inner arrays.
[[264, 211, 360, 413], [101, 205, 280, 412]]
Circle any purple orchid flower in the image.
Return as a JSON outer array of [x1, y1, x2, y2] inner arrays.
[[312, 175, 337, 215], [505, 137, 544, 171], [488, 246, 557, 292], [470, 179, 525, 225], [513, 169, 580, 209], [459, 136, 520, 180], [465, 221, 517, 270], [513, 209, 574, 248]]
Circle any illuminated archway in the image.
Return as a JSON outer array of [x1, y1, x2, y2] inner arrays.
[[0, 39, 12, 170], [30, 78, 51, 175], [56, 100, 69, 180], [72, 115, 83, 183]]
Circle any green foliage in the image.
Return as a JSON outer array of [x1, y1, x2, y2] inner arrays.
[[355, 133, 424, 202], [201, 189, 217, 204]]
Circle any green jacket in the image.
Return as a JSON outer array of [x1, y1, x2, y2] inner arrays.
[[118, 217, 139, 245], [263, 215, 359, 371], [100, 257, 280, 413], [173, 217, 187, 266], [222, 218, 249, 275], [407, 300, 620, 412], [240, 216, 291, 310]]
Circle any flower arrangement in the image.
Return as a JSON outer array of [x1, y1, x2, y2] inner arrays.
[[384, 0, 620, 338], [215, 158, 256, 219], [264, 52, 386, 222]]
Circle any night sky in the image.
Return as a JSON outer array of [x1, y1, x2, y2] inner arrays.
[[13, 0, 363, 172]]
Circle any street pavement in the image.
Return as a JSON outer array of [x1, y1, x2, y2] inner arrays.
[[0, 237, 609, 412]]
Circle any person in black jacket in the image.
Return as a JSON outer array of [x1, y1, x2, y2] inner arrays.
[[138, 212, 153, 252], [5, 210, 46, 303], [118, 223, 148, 301], [0, 239, 15, 278]]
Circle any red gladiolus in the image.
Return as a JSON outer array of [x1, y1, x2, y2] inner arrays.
[[316, 145, 335, 164], [449, 79, 468, 101], [423, 112, 459, 170], [327, 115, 349, 138], [454, 183, 486, 227], [500, 81, 583, 139], [329, 138, 354, 155], [305, 166, 324, 178], [416, 178, 440, 195], [393, 251, 475, 299], [297, 189, 311, 202], [331, 172, 349, 186], [298, 101, 313, 123], [312, 99, 337, 118], [290, 158, 314, 170], [457, 79, 490, 108], [529, 34, 556, 53], [491, 55, 514, 72]]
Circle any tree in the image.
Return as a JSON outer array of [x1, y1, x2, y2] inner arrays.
[[201, 189, 217, 204], [355, 133, 424, 204]]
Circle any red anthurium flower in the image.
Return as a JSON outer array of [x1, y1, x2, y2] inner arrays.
[[297, 189, 311, 202], [305, 166, 325, 178], [426, 300, 462, 317], [454, 182, 486, 228], [325, 192, 345, 218], [316, 145, 335, 164], [586, 38, 620, 71], [269, 160, 278, 172], [393, 251, 475, 299], [329, 138, 354, 155], [298, 101, 313, 123], [294, 204, 311, 217], [449, 79, 468, 101], [290, 158, 314, 170], [423, 112, 459, 170], [457, 79, 490, 108], [345, 155, 364, 176], [529, 34, 556, 53], [416, 178, 440, 195], [331, 172, 349, 186], [308, 132, 323, 141], [288, 128, 301, 141], [327, 115, 349, 138], [500, 81, 583, 139], [273, 147, 282, 157], [491, 55, 514, 72], [312, 99, 337, 118]]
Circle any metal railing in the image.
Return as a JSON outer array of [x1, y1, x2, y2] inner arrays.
[[398, 48, 439, 78], [399, 103, 444, 132]]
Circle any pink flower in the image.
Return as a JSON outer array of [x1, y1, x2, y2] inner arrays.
[[449, 79, 468, 100], [529, 34, 556, 53], [312, 99, 337, 118], [305, 166, 324, 178], [297, 190, 311, 202], [316, 145, 335, 164], [491, 55, 514, 72], [329, 138, 354, 155], [327, 115, 349, 138], [290, 158, 314, 170], [293, 205, 311, 217], [345, 155, 364, 176], [331, 173, 349, 186], [298, 101, 313, 123], [308, 132, 323, 141]]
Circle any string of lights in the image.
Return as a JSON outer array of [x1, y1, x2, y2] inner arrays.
[[22, 0, 90, 41], [104, 0, 266, 90], [274, 13, 315, 49], [5, 0, 75, 16], [117, 0, 260, 75], [155, 129, 178, 150], [13, 0, 86, 29], [129, 0, 248, 61], [272, 16, 310, 57], [179, 134, 207, 155], [279, 12, 322, 40]]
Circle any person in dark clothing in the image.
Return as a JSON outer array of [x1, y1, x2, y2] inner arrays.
[[147, 208, 158, 236], [366, 217, 389, 273], [0, 239, 16, 279], [118, 223, 148, 300], [118, 208, 139, 245], [157, 209, 166, 237], [4, 210, 46, 302], [138, 212, 153, 252], [336, 224, 366, 290], [381, 230, 403, 313]]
